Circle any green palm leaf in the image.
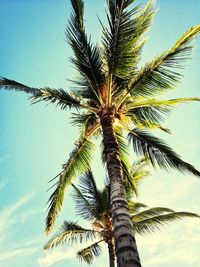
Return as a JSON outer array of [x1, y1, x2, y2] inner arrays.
[[0, 77, 41, 96], [45, 137, 95, 234], [72, 183, 100, 222], [66, 0, 104, 103], [127, 97, 200, 110], [72, 171, 108, 221], [130, 158, 150, 185], [133, 212, 200, 234], [132, 207, 174, 222], [32, 87, 81, 109], [117, 24, 200, 106], [128, 105, 170, 125], [70, 112, 99, 136], [128, 201, 148, 214], [103, 0, 156, 80], [128, 128, 200, 176], [44, 221, 97, 250], [0, 78, 82, 110], [77, 241, 103, 265], [127, 97, 200, 131]]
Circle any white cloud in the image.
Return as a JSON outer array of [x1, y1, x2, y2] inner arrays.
[[0, 247, 37, 263], [0, 195, 32, 228], [0, 194, 41, 264], [137, 219, 200, 267], [38, 249, 75, 266], [0, 194, 33, 244]]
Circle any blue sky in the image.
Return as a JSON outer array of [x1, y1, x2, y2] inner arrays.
[[0, 0, 200, 267]]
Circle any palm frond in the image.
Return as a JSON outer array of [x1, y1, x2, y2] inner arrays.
[[132, 120, 171, 133], [66, 0, 104, 103], [133, 211, 200, 234], [128, 97, 200, 110], [128, 105, 171, 125], [77, 241, 103, 265], [32, 88, 81, 110], [130, 158, 151, 185], [0, 77, 41, 96], [128, 128, 200, 176], [45, 137, 95, 234], [72, 171, 108, 221], [44, 221, 97, 250], [128, 201, 148, 214], [128, 96, 200, 131], [103, 0, 156, 80], [118, 24, 200, 106], [132, 207, 174, 222], [70, 112, 99, 135], [72, 183, 97, 221]]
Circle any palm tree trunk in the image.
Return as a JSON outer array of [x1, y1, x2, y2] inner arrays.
[[107, 240, 116, 267], [100, 107, 142, 267]]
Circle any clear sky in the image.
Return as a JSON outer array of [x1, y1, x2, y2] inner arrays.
[[0, 1, 200, 267]]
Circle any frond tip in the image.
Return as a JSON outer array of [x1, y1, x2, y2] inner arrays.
[[128, 128, 200, 177], [0, 77, 41, 96], [133, 211, 200, 234], [77, 241, 102, 265], [45, 138, 95, 235], [44, 221, 97, 250], [32, 88, 81, 110]]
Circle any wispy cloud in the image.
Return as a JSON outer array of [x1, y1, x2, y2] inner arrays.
[[0, 194, 41, 264], [137, 219, 200, 266], [38, 249, 75, 266], [0, 247, 37, 263], [0, 195, 30, 226], [0, 194, 33, 244]]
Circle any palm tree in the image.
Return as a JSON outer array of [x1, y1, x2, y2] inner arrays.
[[44, 169, 199, 267], [1, 1, 200, 266]]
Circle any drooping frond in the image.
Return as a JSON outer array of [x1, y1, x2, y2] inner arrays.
[[118, 24, 200, 105], [0, 77, 41, 96], [127, 102, 171, 125], [66, 0, 104, 103], [121, 159, 138, 197], [132, 207, 174, 222], [125, 107, 171, 132], [130, 158, 150, 185], [45, 137, 95, 234], [127, 97, 200, 110], [70, 112, 99, 135], [77, 241, 103, 265], [72, 171, 108, 221], [128, 128, 200, 176], [72, 183, 99, 221], [44, 221, 97, 250], [133, 211, 200, 234], [0, 77, 82, 110], [31, 88, 81, 110], [128, 201, 148, 214], [127, 97, 200, 132]]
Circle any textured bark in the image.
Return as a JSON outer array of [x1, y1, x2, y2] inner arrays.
[[107, 240, 116, 267], [100, 107, 142, 267]]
